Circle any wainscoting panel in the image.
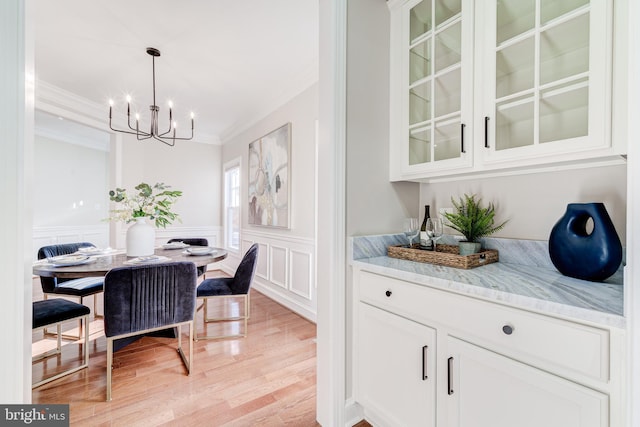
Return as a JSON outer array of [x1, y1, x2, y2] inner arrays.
[[227, 230, 316, 321], [290, 249, 313, 299], [151, 226, 221, 248], [248, 240, 270, 280], [270, 245, 289, 288], [32, 225, 109, 260]]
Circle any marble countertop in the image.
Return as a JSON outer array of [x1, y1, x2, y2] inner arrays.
[[351, 235, 625, 329]]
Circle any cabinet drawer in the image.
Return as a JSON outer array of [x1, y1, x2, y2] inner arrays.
[[357, 270, 610, 383]]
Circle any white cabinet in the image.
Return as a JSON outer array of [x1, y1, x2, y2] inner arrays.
[[388, 0, 622, 182], [389, 0, 474, 180], [353, 269, 620, 427], [357, 302, 436, 427], [480, 0, 615, 168], [446, 337, 608, 427]]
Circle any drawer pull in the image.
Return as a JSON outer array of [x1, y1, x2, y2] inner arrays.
[[447, 357, 454, 395], [422, 345, 428, 380], [385, 290, 392, 297], [502, 324, 514, 335]]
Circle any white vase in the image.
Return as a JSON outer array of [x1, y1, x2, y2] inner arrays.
[[126, 217, 156, 257]]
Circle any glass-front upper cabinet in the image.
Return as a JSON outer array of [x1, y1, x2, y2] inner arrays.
[[389, 0, 473, 181], [481, 0, 612, 164]]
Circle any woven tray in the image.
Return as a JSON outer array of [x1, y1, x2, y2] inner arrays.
[[387, 244, 499, 269]]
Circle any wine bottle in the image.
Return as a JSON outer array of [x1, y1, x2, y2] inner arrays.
[[419, 205, 433, 249]]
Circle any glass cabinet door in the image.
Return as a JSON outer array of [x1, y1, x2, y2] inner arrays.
[[487, 0, 609, 157], [405, 0, 470, 169]]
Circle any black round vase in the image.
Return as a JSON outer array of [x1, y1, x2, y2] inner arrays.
[[548, 203, 622, 282]]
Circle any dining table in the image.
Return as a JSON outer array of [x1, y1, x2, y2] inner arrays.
[[32, 245, 228, 350], [32, 246, 228, 278]]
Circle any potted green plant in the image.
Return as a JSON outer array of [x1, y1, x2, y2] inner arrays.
[[106, 182, 182, 256], [442, 194, 508, 255]]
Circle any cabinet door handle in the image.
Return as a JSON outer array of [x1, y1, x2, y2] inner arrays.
[[422, 345, 428, 380], [484, 116, 490, 148], [447, 357, 454, 395], [385, 290, 392, 297], [460, 123, 466, 153]]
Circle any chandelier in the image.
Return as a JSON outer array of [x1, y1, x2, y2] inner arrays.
[[108, 47, 194, 146]]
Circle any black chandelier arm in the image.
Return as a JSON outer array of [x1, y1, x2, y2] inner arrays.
[[109, 118, 151, 137], [152, 134, 176, 147], [158, 127, 173, 138], [127, 112, 142, 133], [152, 128, 194, 145], [167, 128, 194, 141]]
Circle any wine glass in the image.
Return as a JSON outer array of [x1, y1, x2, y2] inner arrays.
[[425, 217, 444, 251], [402, 218, 420, 248]]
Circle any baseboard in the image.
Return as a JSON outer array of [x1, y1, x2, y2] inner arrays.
[[251, 282, 317, 323], [345, 398, 364, 427]]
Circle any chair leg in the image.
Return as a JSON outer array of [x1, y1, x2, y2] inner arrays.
[[93, 293, 103, 318], [176, 322, 193, 374], [32, 314, 90, 389], [106, 338, 113, 401], [195, 294, 249, 341]]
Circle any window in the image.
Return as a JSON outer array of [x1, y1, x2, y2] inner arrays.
[[224, 160, 241, 252]]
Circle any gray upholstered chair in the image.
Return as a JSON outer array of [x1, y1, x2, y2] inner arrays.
[[37, 242, 104, 339], [167, 238, 209, 277], [195, 243, 258, 341], [32, 299, 90, 388], [103, 262, 197, 401]]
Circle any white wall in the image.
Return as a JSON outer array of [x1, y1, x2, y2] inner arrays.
[[119, 136, 222, 227], [221, 83, 318, 320], [33, 135, 109, 227], [1, 0, 33, 403], [421, 164, 628, 242]]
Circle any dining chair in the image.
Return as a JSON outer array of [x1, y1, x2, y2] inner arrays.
[[195, 243, 258, 341], [37, 242, 104, 339], [103, 262, 197, 401], [32, 299, 90, 388], [167, 237, 209, 278]]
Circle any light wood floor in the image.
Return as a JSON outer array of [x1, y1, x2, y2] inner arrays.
[[32, 272, 320, 426]]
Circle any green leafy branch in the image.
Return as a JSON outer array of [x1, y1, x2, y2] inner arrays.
[[106, 182, 182, 228]]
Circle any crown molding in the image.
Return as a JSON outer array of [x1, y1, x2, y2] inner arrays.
[[34, 124, 110, 152]]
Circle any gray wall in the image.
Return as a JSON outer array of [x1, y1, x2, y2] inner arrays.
[[346, 0, 419, 238], [221, 83, 319, 239], [422, 165, 627, 242]]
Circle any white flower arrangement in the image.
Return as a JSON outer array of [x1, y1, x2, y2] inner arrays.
[[106, 182, 182, 228]]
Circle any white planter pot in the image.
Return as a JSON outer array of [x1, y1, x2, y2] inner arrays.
[[126, 217, 156, 257]]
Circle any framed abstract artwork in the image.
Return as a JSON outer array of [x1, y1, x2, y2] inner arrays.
[[248, 123, 291, 228]]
